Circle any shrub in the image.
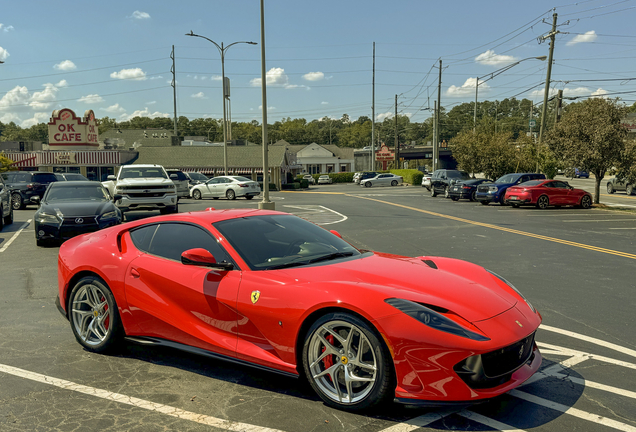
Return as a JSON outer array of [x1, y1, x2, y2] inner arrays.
[[329, 172, 355, 183], [390, 169, 424, 185]]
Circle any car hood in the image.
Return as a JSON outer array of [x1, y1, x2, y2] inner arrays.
[[118, 178, 173, 186], [277, 253, 519, 323], [39, 201, 117, 217]]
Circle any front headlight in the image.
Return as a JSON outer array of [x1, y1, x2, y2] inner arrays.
[[36, 212, 61, 223], [100, 210, 118, 219], [488, 186, 498, 192], [487, 270, 536, 313], [385, 298, 490, 341]]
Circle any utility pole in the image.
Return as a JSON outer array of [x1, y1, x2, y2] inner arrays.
[[434, 59, 442, 171], [555, 89, 564, 123], [371, 42, 375, 171], [394, 94, 399, 169], [529, 100, 534, 137], [171, 45, 177, 138], [537, 12, 559, 172], [433, 100, 437, 171], [473, 76, 478, 133]]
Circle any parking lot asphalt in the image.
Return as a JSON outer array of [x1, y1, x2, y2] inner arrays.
[[1, 182, 635, 431]]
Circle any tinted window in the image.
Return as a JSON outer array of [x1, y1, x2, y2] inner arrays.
[[32, 173, 58, 183], [45, 184, 110, 201], [447, 171, 470, 180], [146, 223, 233, 264], [188, 172, 208, 181], [120, 167, 167, 179], [168, 171, 189, 181], [130, 225, 158, 252], [231, 176, 252, 182], [521, 180, 544, 187], [553, 181, 569, 188], [495, 174, 517, 184]]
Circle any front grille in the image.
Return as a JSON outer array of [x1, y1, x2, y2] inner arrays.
[[477, 185, 490, 193], [454, 332, 536, 389], [127, 193, 166, 198], [63, 217, 97, 225], [60, 221, 99, 239], [121, 185, 167, 190]]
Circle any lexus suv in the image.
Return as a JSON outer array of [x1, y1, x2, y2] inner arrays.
[[476, 173, 546, 205], [1, 171, 59, 210]]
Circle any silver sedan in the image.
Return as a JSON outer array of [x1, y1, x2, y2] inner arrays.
[[360, 173, 403, 188], [190, 176, 261, 200]]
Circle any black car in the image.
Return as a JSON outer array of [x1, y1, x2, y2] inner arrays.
[[429, 169, 471, 198], [33, 181, 122, 246], [448, 178, 493, 202], [55, 173, 89, 181], [1, 171, 59, 210], [0, 175, 14, 231]]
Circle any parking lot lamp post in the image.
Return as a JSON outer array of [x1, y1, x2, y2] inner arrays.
[[473, 56, 547, 132], [186, 32, 256, 175]]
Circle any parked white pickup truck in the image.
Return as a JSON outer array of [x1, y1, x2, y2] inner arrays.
[[102, 164, 178, 216]]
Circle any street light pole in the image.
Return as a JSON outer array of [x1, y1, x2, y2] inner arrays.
[[186, 31, 256, 175], [473, 56, 547, 132]]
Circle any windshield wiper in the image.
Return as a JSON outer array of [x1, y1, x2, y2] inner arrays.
[[263, 260, 311, 270], [307, 251, 355, 264]]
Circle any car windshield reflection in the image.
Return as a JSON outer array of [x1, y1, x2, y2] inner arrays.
[[46, 185, 110, 202]]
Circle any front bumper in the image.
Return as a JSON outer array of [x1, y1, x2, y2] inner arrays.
[[35, 216, 121, 242], [116, 194, 178, 211], [475, 192, 499, 203]]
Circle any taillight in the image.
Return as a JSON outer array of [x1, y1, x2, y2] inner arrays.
[[462, 186, 471, 190], [238, 184, 248, 188]]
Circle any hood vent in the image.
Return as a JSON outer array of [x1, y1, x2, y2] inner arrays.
[[422, 259, 438, 269]]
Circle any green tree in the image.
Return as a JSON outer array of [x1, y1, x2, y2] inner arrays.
[[546, 98, 628, 203], [449, 130, 482, 176], [0, 151, 13, 172]]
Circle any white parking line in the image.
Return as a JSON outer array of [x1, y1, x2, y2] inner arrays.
[[283, 205, 347, 225], [540, 324, 636, 358], [376, 410, 457, 432], [458, 410, 528, 432], [0, 219, 31, 253], [0, 363, 286, 432], [562, 219, 636, 222]]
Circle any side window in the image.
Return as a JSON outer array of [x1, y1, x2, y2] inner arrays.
[[17, 174, 30, 183], [130, 225, 158, 252], [209, 178, 220, 184], [554, 181, 568, 188], [543, 182, 555, 188], [147, 223, 233, 264]]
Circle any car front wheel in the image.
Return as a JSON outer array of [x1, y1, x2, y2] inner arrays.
[[302, 313, 393, 411], [444, 186, 450, 198], [430, 187, 437, 197], [607, 183, 615, 194], [192, 189, 202, 200], [3, 205, 13, 226], [68, 276, 123, 353], [364, 182, 372, 188], [11, 193, 24, 210], [580, 195, 592, 209], [627, 184, 634, 196]]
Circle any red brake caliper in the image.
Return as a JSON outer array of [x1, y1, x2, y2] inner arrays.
[[322, 335, 335, 382]]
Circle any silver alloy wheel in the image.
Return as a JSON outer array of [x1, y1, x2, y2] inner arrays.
[[444, 186, 450, 198], [11, 193, 22, 210], [627, 184, 634, 196], [580, 195, 592, 209], [607, 183, 614, 194], [364, 182, 372, 188], [71, 283, 112, 346], [193, 189, 202, 200], [226, 189, 236, 200], [537, 195, 549, 209], [306, 320, 378, 405], [391, 180, 398, 186]]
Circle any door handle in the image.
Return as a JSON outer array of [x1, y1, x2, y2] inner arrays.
[[130, 268, 140, 278]]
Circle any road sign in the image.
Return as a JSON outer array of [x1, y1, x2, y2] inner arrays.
[[529, 119, 536, 127]]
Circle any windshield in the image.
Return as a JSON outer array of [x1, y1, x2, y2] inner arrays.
[[214, 214, 361, 270], [447, 171, 470, 179], [519, 180, 544, 187], [33, 173, 58, 183], [495, 174, 517, 184], [120, 167, 168, 179], [231, 176, 252, 182], [188, 172, 208, 181], [45, 185, 110, 202]]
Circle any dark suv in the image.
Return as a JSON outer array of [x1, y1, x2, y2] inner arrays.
[[475, 172, 546, 205], [1, 171, 59, 210], [429, 169, 471, 198], [0, 174, 14, 230]]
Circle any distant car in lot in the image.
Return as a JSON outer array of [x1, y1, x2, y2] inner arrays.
[[354, 172, 379, 184], [476, 173, 546, 205], [606, 177, 634, 195], [573, 168, 589, 179], [449, 178, 492, 202], [504, 179, 593, 209], [421, 173, 432, 190], [303, 174, 316, 185], [1, 171, 59, 210], [55, 173, 89, 182], [184, 171, 209, 187], [166, 169, 191, 199], [33, 181, 122, 246], [190, 175, 261, 200], [360, 173, 403, 188], [429, 169, 471, 198], [317, 175, 333, 184], [0, 174, 14, 231]]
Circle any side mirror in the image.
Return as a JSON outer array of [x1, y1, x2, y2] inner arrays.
[[107, 175, 116, 181], [31, 195, 41, 205], [330, 229, 342, 239], [113, 194, 123, 202], [170, 174, 178, 180], [181, 248, 234, 270]]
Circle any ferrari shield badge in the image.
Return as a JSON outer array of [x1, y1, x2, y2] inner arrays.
[[251, 291, 261, 304]]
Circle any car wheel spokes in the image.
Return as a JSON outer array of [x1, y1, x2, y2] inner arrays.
[[308, 320, 377, 404], [72, 284, 111, 345]]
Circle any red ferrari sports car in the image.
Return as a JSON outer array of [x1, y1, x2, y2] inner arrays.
[[56, 209, 542, 411], [505, 179, 593, 209]]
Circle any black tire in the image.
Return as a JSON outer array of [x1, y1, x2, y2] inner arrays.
[[470, 190, 476, 202], [390, 180, 398, 186], [11, 193, 24, 210], [302, 312, 394, 411], [36, 238, 47, 247], [444, 186, 450, 198], [226, 189, 236, 200], [627, 184, 634, 196], [4, 205, 13, 226], [192, 189, 202, 200], [480, 201, 489, 205], [430, 187, 437, 197], [212, 197, 219, 200], [499, 192, 507, 206], [68, 276, 123, 353], [511, 203, 520, 208], [580, 195, 592, 209], [0, 207, 3, 231], [536, 195, 550, 209], [451, 196, 459, 201], [364, 182, 372, 188], [245, 195, 254, 200], [607, 183, 615, 194]]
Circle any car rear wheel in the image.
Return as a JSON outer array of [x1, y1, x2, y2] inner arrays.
[[68, 276, 123, 353], [451, 196, 459, 201], [11, 193, 24, 210], [627, 184, 634, 196], [364, 182, 372, 188], [430, 187, 437, 197], [580, 195, 592, 209], [607, 183, 615, 194], [470, 190, 476, 202], [391, 180, 398, 186], [444, 186, 450, 198], [536, 195, 550, 209], [480, 200, 489, 205], [192, 189, 202, 200], [302, 312, 393, 411], [0, 207, 3, 231], [226, 189, 236, 200], [3, 205, 13, 226]]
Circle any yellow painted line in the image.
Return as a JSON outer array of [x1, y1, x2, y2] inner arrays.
[[352, 195, 636, 260], [600, 193, 636, 200]]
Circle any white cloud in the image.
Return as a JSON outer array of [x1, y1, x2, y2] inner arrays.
[[78, 94, 104, 103], [56, 80, 68, 88], [131, 11, 151, 20], [29, 83, 60, 110], [303, 71, 324, 81], [20, 112, 50, 128], [149, 75, 163, 80], [191, 92, 206, 99], [0, 24, 15, 33], [530, 86, 600, 98], [446, 77, 490, 97], [0, 46, 10, 62], [0, 86, 31, 113], [110, 68, 147, 80], [251, 67, 308, 89], [54, 60, 76, 71], [119, 107, 170, 122], [211, 75, 222, 81], [258, 105, 276, 112], [321, 101, 329, 105], [475, 50, 518, 66], [567, 30, 597, 46], [146, 101, 157, 105], [103, 104, 126, 113], [376, 112, 393, 121], [591, 88, 608, 98]]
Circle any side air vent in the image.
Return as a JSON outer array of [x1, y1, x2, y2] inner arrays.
[[422, 259, 438, 269]]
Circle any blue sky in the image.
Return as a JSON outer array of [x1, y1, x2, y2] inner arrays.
[[1, 0, 635, 128]]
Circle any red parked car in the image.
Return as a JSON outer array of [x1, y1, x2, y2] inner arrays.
[[505, 179, 593, 209], [56, 209, 541, 411]]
